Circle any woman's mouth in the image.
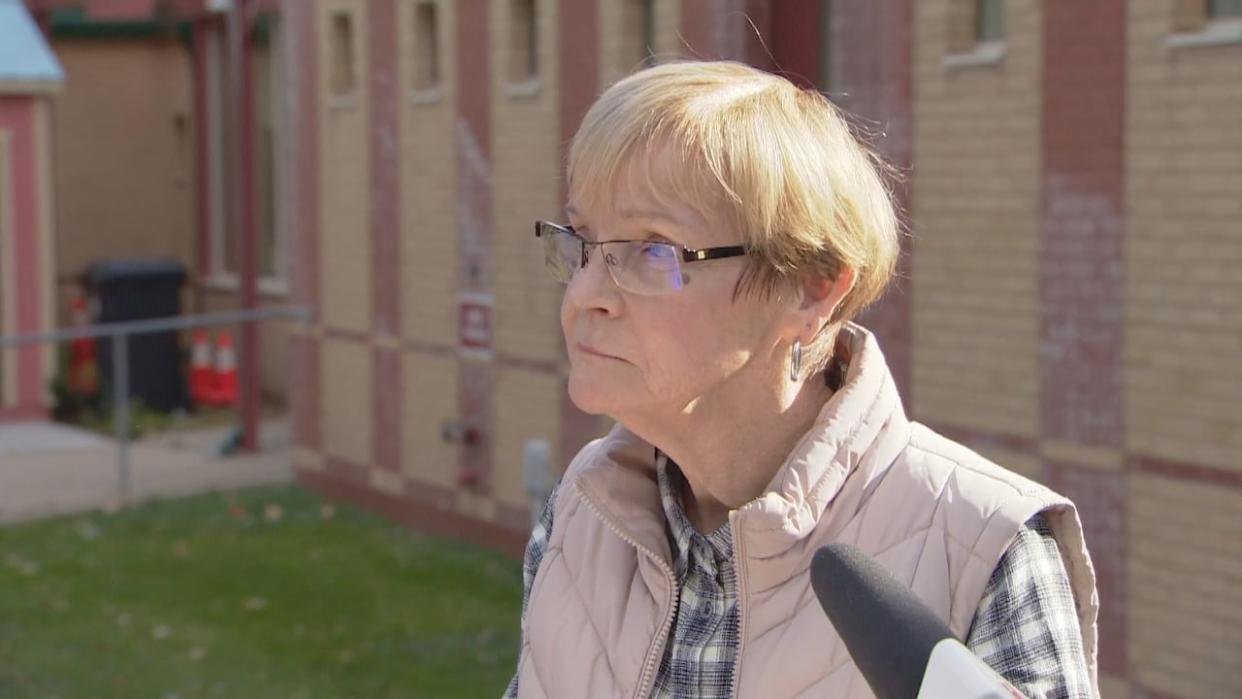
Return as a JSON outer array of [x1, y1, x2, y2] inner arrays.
[[576, 343, 624, 361]]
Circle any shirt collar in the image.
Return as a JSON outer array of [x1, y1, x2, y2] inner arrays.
[[657, 454, 735, 580]]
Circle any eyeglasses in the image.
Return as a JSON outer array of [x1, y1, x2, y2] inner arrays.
[[534, 220, 747, 295]]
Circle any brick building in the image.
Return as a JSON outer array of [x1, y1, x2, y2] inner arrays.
[[23, 0, 1225, 695], [16, 0, 294, 403]]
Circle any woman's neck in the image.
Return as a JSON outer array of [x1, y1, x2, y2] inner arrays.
[[623, 366, 836, 534]]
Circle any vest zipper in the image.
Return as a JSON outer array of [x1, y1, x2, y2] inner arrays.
[[728, 510, 748, 699], [574, 481, 679, 699]]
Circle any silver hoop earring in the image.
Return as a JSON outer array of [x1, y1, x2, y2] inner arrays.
[[790, 340, 802, 382]]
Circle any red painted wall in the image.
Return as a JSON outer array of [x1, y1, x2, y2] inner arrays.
[[1041, 0, 1128, 676], [0, 97, 48, 415]]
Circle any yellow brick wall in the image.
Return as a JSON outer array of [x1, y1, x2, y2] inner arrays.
[[402, 351, 461, 487], [910, 0, 1043, 438], [321, 336, 373, 465], [48, 38, 196, 300], [1098, 673, 1131, 699], [399, 0, 459, 346], [598, 0, 656, 88], [492, 366, 563, 508], [318, 0, 373, 334], [1128, 474, 1242, 698], [1124, 3, 1242, 473], [491, 0, 564, 363], [652, 0, 682, 58]]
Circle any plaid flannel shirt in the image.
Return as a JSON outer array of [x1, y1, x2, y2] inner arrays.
[[504, 458, 1092, 699]]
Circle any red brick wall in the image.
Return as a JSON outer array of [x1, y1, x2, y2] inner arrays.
[[823, 0, 914, 407], [369, 0, 403, 474], [557, 0, 602, 472], [288, 0, 320, 452], [767, 0, 820, 87], [456, 0, 495, 490], [1041, 0, 1128, 676]]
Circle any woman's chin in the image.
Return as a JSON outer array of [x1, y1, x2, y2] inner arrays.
[[567, 371, 633, 416]]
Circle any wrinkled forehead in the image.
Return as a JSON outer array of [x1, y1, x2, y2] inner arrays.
[[567, 138, 731, 239]]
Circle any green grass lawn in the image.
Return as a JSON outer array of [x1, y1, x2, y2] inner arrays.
[[0, 485, 524, 698]]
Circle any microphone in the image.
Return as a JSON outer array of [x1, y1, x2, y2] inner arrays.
[[810, 543, 1026, 699]]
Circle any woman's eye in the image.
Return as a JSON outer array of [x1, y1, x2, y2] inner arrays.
[[640, 243, 676, 260]]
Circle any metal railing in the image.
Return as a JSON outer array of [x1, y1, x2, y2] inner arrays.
[[0, 305, 314, 500]]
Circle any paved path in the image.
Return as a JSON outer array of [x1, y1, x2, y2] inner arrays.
[[0, 418, 294, 524]]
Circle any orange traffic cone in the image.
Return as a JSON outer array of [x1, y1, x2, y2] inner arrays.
[[189, 329, 213, 406], [210, 331, 238, 407]]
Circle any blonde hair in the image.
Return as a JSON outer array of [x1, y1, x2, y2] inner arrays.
[[567, 60, 901, 375]]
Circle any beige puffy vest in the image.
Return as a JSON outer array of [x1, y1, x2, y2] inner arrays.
[[516, 326, 1099, 698]]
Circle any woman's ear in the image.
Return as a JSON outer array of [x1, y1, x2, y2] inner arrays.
[[797, 267, 855, 342]]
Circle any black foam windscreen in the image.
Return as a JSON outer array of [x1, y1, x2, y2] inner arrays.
[[810, 543, 956, 699]]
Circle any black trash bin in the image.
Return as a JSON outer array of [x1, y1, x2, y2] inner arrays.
[[86, 259, 188, 413]]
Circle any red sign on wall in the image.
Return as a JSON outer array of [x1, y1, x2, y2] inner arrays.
[[459, 294, 494, 353]]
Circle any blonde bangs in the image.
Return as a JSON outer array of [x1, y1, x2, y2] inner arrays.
[[567, 60, 901, 328], [567, 95, 728, 233]]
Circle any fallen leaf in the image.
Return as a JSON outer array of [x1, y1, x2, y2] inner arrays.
[[320, 504, 336, 519], [171, 541, 191, 558], [188, 646, 207, 662], [243, 596, 268, 611], [76, 520, 101, 540], [264, 503, 284, 522], [152, 624, 171, 640]]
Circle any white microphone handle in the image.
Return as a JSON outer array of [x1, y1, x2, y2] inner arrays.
[[916, 639, 1027, 699]]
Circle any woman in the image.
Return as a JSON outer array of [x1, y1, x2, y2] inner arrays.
[[505, 61, 1098, 699]]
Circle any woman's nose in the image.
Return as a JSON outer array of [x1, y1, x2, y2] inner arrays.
[[565, 247, 622, 315]]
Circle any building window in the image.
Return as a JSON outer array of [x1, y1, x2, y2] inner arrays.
[[976, 0, 1004, 42], [1169, 0, 1242, 45], [943, 0, 1006, 67], [413, 1, 440, 91], [205, 16, 288, 291], [254, 15, 285, 282], [1209, 0, 1242, 17], [509, 0, 537, 83], [330, 11, 356, 96]]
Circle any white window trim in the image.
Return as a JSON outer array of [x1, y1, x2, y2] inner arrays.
[[1167, 17, 1242, 48], [504, 78, 541, 98], [202, 273, 290, 298], [411, 86, 443, 105], [943, 39, 1007, 69]]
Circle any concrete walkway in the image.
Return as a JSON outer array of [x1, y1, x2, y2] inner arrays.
[[0, 418, 294, 524]]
